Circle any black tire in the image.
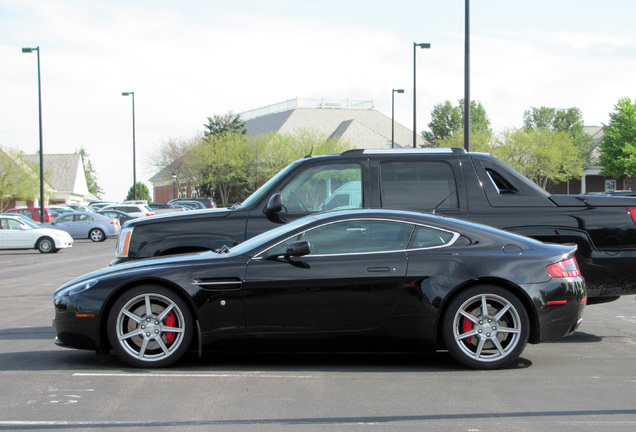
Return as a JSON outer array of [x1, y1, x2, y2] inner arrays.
[[442, 285, 529, 370], [89, 228, 105, 242], [107, 285, 193, 367], [36, 237, 56, 253]]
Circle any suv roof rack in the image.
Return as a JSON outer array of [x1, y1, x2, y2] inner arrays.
[[342, 147, 466, 155]]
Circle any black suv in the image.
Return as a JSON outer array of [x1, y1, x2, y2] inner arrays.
[[113, 148, 636, 302]]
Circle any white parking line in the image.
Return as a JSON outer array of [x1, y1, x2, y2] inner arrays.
[[73, 372, 316, 378], [616, 316, 636, 325]]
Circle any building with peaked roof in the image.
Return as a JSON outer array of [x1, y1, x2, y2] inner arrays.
[[241, 97, 424, 148], [21, 153, 97, 204]]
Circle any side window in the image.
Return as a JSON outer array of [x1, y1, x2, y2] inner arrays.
[[380, 161, 458, 211], [58, 215, 75, 223], [266, 220, 414, 256], [77, 215, 94, 222], [408, 226, 457, 249], [280, 164, 362, 213]]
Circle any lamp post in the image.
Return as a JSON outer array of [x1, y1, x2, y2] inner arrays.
[[413, 42, 431, 148], [122, 91, 136, 200], [172, 174, 177, 200], [464, 0, 471, 152], [392, 89, 404, 148], [21, 46, 45, 221]]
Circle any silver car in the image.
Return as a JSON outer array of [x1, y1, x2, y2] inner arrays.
[[43, 212, 121, 242]]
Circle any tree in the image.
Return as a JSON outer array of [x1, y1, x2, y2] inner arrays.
[[203, 112, 247, 138], [598, 97, 636, 177], [0, 147, 40, 212], [489, 128, 584, 190], [523, 106, 594, 164], [422, 100, 491, 147], [125, 182, 152, 202], [75, 147, 103, 198]]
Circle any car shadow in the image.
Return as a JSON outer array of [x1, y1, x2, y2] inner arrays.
[[546, 331, 603, 344]]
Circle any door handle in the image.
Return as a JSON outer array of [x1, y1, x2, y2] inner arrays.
[[367, 267, 390, 272]]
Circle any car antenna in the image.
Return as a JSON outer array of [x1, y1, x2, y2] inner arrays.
[[304, 147, 313, 158]]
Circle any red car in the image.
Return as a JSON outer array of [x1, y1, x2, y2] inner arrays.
[[6, 207, 55, 223]]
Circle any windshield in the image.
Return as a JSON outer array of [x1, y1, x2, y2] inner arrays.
[[238, 161, 300, 209], [17, 217, 41, 229], [229, 215, 317, 256]]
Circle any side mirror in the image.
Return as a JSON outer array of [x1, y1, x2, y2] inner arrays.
[[286, 240, 311, 257], [264, 193, 283, 217]]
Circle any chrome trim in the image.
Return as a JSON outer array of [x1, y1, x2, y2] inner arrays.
[[192, 280, 243, 287]]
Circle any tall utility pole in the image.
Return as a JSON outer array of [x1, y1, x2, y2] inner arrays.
[[464, 0, 471, 152], [122, 92, 136, 200], [22, 46, 45, 220], [413, 42, 431, 148]]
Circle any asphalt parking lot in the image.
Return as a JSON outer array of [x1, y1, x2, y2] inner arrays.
[[1, 240, 635, 431]]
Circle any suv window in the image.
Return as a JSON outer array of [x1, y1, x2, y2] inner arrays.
[[280, 164, 362, 213], [380, 161, 458, 211]]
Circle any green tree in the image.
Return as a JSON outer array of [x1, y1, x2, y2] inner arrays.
[[523, 106, 594, 164], [598, 97, 636, 177], [203, 112, 247, 138], [0, 147, 40, 212], [75, 147, 103, 198], [125, 182, 152, 202], [423, 100, 491, 147], [490, 128, 584, 190]]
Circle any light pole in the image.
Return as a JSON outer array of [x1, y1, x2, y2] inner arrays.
[[464, 0, 471, 152], [22, 47, 45, 221], [122, 91, 136, 200], [172, 174, 177, 200], [413, 42, 431, 148], [392, 89, 404, 148]]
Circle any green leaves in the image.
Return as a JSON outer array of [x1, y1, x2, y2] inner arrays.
[[599, 97, 636, 177]]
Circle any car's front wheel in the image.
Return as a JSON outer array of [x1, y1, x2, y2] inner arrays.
[[442, 285, 529, 369], [89, 228, 105, 242], [36, 237, 57, 253], [107, 285, 193, 367]]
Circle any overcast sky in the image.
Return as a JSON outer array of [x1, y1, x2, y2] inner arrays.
[[1, 0, 635, 201]]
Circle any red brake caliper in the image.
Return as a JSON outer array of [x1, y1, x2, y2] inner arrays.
[[462, 312, 473, 344], [164, 311, 176, 344]]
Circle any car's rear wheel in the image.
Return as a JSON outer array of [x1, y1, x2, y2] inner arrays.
[[36, 236, 56, 253], [107, 285, 192, 367], [442, 285, 529, 369], [89, 228, 105, 242]]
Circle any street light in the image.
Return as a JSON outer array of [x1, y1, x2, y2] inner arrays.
[[22, 46, 45, 221], [122, 91, 136, 200], [413, 42, 431, 148], [172, 174, 177, 200], [392, 89, 404, 148], [464, 0, 471, 152]]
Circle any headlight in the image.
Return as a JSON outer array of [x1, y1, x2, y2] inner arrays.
[[57, 279, 99, 298], [116, 227, 134, 258]]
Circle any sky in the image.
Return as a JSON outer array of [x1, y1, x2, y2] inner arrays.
[[1, 0, 635, 201]]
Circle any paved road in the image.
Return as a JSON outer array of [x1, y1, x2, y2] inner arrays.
[[1, 240, 635, 431]]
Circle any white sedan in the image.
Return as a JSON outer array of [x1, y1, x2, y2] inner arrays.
[[0, 214, 73, 253]]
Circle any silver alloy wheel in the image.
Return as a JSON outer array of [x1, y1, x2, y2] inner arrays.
[[451, 293, 522, 363], [89, 228, 104, 242], [114, 292, 187, 363], [37, 237, 54, 253]]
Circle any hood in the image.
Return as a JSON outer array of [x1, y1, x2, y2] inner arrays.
[[123, 207, 232, 228]]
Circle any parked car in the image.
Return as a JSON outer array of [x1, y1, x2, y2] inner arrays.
[[96, 209, 138, 226], [54, 209, 585, 369], [47, 205, 76, 217], [113, 147, 636, 304], [100, 204, 155, 218], [6, 207, 55, 223], [0, 214, 73, 253], [147, 203, 187, 214], [173, 200, 206, 210], [43, 212, 120, 242], [65, 203, 95, 213], [169, 197, 216, 208], [89, 201, 117, 210]]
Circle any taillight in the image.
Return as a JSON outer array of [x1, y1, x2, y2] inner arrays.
[[628, 207, 636, 227], [546, 257, 581, 278]]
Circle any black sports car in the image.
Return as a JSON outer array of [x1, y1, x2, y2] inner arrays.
[[53, 209, 586, 369]]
